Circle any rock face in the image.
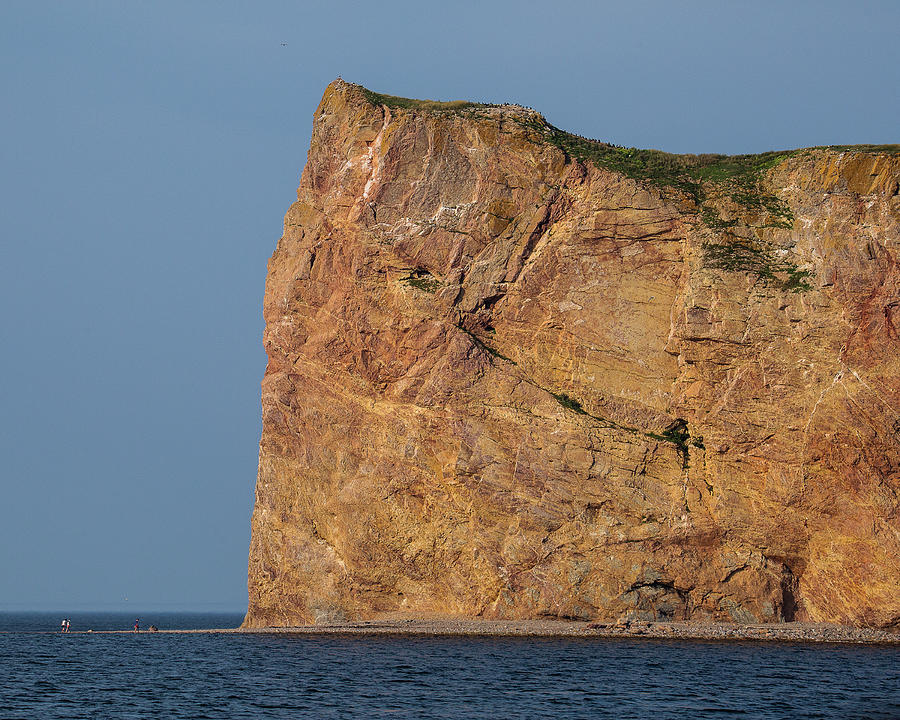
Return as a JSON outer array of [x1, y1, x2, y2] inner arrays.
[[244, 80, 900, 628]]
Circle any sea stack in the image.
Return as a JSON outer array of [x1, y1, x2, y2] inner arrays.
[[244, 79, 900, 629]]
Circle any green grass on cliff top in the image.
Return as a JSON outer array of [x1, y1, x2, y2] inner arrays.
[[359, 85, 898, 196], [517, 120, 899, 203], [360, 88, 494, 113]]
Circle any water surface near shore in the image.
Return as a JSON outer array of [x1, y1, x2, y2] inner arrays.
[[1, 613, 897, 719], [0, 610, 243, 633]]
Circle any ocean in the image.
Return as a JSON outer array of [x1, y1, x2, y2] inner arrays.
[[1, 613, 897, 719]]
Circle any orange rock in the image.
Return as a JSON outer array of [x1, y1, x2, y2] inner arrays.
[[244, 80, 900, 629]]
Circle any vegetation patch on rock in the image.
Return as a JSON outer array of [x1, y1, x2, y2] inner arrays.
[[400, 268, 442, 294], [551, 392, 587, 415], [548, 390, 700, 467], [647, 419, 692, 468], [702, 238, 812, 292]]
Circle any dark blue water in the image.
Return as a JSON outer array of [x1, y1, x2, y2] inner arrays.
[[1, 614, 898, 719]]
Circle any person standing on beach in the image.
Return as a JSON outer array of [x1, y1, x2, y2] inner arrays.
[[65, 618, 71, 633], [134, 619, 139, 632], [60, 618, 66, 633]]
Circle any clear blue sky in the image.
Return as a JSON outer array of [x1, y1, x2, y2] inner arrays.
[[1, 1, 897, 612]]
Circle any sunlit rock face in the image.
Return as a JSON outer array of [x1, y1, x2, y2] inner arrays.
[[244, 79, 900, 629]]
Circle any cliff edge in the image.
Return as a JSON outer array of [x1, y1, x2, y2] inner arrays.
[[244, 80, 900, 628]]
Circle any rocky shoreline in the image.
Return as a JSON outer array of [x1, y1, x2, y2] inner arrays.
[[10, 619, 898, 643], [231, 619, 900, 644]]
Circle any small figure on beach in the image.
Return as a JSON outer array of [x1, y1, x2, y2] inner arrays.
[[66, 619, 71, 633], [60, 618, 66, 633], [133, 619, 140, 632]]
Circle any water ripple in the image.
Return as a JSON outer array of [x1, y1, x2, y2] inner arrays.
[[1, 614, 898, 718]]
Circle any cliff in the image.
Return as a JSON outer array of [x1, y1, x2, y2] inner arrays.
[[244, 80, 900, 628]]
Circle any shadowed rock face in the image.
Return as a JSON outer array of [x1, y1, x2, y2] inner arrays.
[[244, 79, 900, 629]]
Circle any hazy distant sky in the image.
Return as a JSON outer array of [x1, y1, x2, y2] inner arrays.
[[1, 1, 898, 611]]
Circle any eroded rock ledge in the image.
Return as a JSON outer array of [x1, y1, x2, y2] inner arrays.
[[244, 80, 900, 629]]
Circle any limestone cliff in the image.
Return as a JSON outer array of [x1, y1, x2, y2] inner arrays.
[[244, 80, 900, 628]]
